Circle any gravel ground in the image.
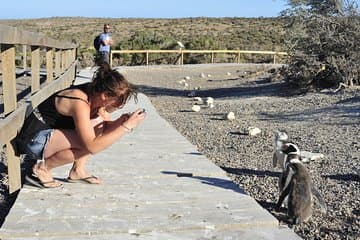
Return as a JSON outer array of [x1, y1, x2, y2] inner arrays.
[[133, 66, 360, 240], [1, 65, 359, 239]]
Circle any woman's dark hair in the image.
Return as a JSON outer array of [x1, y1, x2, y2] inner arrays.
[[89, 62, 138, 106]]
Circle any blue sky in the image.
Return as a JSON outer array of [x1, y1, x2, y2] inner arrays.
[[1, 0, 289, 19]]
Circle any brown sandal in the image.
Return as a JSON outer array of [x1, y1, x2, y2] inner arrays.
[[25, 174, 63, 189]]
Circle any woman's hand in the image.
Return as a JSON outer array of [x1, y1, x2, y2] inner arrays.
[[122, 108, 146, 130]]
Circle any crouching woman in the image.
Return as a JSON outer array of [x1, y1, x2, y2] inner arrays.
[[16, 63, 145, 188]]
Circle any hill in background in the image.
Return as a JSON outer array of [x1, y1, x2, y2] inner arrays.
[[0, 17, 286, 67]]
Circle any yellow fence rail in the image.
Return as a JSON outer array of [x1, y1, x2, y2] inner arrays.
[[110, 49, 288, 67], [0, 25, 78, 193]]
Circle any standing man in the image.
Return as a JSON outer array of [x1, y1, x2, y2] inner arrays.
[[99, 24, 113, 64]]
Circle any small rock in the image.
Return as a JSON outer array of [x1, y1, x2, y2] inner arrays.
[[301, 151, 325, 161], [226, 112, 235, 120], [178, 79, 186, 84], [128, 229, 139, 236], [193, 97, 203, 104], [206, 97, 214, 106], [246, 127, 261, 136], [192, 105, 201, 112]]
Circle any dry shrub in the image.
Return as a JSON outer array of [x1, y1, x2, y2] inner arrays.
[[281, 0, 359, 92]]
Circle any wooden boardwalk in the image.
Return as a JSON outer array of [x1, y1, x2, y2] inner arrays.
[[0, 69, 301, 240]]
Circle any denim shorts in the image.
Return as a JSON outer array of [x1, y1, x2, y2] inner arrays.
[[24, 129, 53, 160]]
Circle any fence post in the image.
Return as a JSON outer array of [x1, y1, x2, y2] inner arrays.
[[110, 52, 113, 68], [46, 47, 54, 82], [180, 50, 184, 65], [1, 44, 17, 115], [55, 49, 61, 77], [31, 46, 40, 93], [6, 142, 21, 194], [23, 45, 27, 72]]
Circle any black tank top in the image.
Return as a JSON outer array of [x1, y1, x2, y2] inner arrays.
[[16, 83, 90, 150], [37, 83, 89, 130]]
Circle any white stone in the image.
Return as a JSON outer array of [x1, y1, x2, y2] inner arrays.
[[178, 79, 186, 85], [248, 127, 261, 136], [185, 76, 191, 80], [193, 97, 203, 103], [192, 105, 201, 112], [300, 151, 325, 162], [128, 229, 137, 235], [226, 112, 235, 120], [200, 73, 206, 78], [206, 97, 214, 106], [227, 72, 231, 76]]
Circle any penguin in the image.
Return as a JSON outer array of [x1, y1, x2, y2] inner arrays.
[[276, 154, 327, 225]]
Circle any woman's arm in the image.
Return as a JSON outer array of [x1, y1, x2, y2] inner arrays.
[[72, 102, 145, 154]]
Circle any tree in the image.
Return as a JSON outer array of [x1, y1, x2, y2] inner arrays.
[[281, 0, 359, 91]]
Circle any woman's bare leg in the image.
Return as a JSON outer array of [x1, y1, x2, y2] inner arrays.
[[32, 129, 89, 186], [33, 117, 105, 185]]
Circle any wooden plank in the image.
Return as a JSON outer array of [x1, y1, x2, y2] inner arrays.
[[46, 48, 53, 82], [0, 106, 27, 148], [31, 46, 40, 93], [61, 50, 66, 71], [110, 50, 288, 66], [111, 49, 288, 55], [55, 49, 61, 77], [26, 62, 76, 109], [6, 142, 21, 193], [0, 25, 77, 49], [22, 45, 27, 71], [1, 44, 17, 115]]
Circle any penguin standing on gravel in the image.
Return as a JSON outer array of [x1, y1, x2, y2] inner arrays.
[[276, 152, 327, 225]]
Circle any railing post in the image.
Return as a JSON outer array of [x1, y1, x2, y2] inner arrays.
[[6, 142, 21, 194], [180, 50, 184, 65], [46, 47, 54, 82], [146, 51, 149, 66], [55, 49, 61, 77], [1, 44, 17, 115], [273, 54, 276, 64], [23, 45, 27, 72], [211, 52, 214, 64], [110, 51, 113, 68], [31, 46, 40, 93], [61, 50, 66, 71]]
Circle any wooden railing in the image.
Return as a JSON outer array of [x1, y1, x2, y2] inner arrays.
[[0, 25, 78, 193], [110, 49, 288, 67]]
